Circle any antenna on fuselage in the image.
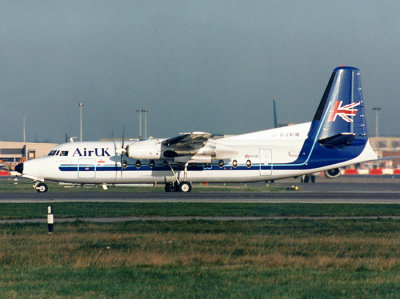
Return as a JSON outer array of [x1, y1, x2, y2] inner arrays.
[[69, 137, 78, 143]]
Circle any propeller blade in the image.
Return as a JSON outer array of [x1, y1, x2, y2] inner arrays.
[[111, 130, 120, 176], [122, 126, 125, 149], [120, 126, 126, 175]]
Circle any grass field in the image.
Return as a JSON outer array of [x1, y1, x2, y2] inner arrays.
[[2, 202, 400, 219], [1, 202, 400, 298], [1, 219, 400, 298]]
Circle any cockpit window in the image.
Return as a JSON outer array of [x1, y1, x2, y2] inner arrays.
[[55, 150, 60, 156], [48, 150, 57, 156], [60, 151, 69, 156]]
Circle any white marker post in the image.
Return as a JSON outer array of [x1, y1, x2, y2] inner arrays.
[[47, 205, 54, 234]]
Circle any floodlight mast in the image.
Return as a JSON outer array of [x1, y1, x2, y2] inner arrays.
[[136, 109, 149, 139], [78, 102, 84, 141], [22, 117, 26, 143], [372, 107, 381, 137]]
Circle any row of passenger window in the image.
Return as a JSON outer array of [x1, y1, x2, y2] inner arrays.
[[129, 159, 253, 169], [47, 150, 255, 169]]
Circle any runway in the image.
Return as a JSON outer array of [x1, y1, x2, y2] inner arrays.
[[1, 176, 400, 203]]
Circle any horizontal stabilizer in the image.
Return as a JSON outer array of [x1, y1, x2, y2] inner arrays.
[[318, 133, 355, 147]]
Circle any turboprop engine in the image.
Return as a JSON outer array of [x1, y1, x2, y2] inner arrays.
[[126, 134, 237, 161], [126, 139, 162, 159]]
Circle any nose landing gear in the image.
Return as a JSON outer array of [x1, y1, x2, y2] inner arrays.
[[34, 181, 48, 193]]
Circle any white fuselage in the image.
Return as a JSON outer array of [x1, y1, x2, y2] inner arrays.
[[21, 122, 376, 185]]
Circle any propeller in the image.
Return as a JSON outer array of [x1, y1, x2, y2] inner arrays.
[[120, 127, 128, 173], [115, 127, 128, 175]]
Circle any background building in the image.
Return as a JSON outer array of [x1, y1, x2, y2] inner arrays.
[[369, 137, 400, 169], [0, 141, 58, 170]]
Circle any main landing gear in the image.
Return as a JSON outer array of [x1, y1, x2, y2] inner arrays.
[[164, 162, 192, 192], [165, 181, 192, 193], [34, 181, 48, 193], [301, 174, 316, 183]]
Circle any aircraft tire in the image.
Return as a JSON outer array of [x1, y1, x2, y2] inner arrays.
[[36, 183, 48, 193], [165, 183, 178, 192], [179, 182, 192, 193]]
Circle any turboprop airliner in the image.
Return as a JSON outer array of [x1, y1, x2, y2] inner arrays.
[[15, 66, 377, 192]]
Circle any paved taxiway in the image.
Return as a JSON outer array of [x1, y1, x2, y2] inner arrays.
[[1, 176, 400, 204], [1, 177, 399, 223]]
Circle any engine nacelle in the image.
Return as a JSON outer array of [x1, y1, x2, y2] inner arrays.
[[324, 168, 341, 179], [126, 140, 161, 159]]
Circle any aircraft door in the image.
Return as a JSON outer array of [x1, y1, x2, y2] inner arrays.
[[259, 149, 272, 176], [78, 158, 96, 179]]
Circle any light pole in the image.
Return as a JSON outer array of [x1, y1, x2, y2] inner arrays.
[[78, 102, 84, 141], [136, 109, 142, 139], [372, 107, 381, 137], [143, 109, 148, 139], [22, 117, 26, 143], [136, 109, 149, 139]]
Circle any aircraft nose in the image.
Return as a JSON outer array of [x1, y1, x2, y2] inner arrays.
[[15, 163, 24, 174]]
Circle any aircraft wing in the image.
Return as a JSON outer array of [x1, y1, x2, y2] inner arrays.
[[125, 132, 231, 162], [162, 132, 211, 157]]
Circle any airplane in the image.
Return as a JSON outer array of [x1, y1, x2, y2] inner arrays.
[[14, 66, 377, 193]]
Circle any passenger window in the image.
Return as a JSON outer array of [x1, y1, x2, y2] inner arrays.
[[149, 160, 155, 168], [232, 160, 238, 168]]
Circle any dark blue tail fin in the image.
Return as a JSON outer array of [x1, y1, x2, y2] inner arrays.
[[294, 66, 371, 167], [310, 66, 368, 146]]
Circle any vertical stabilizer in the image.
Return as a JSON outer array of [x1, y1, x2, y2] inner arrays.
[[291, 66, 374, 168], [311, 66, 368, 145]]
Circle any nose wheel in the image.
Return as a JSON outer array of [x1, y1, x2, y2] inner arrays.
[[34, 182, 48, 193]]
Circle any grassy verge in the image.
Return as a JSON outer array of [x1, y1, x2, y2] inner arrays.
[[1, 219, 400, 298], [2, 202, 400, 219]]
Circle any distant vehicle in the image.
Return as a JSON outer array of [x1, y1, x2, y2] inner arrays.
[[15, 66, 377, 192]]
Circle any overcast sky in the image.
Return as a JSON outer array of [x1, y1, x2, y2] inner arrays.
[[1, 1, 399, 143]]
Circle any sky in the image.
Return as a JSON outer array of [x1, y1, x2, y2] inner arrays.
[[1, 1, 400, 143]]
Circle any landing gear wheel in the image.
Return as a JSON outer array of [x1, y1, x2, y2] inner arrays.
[[302, 175, 315, 183], [36, 182, 48, 193], [165, 183, 178, 192], [179, 181, 192, 193]]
